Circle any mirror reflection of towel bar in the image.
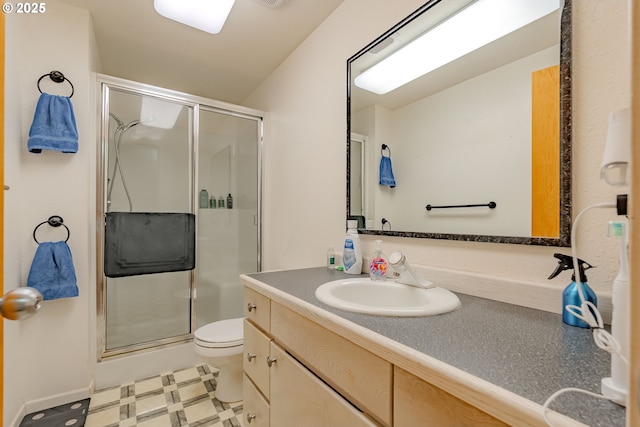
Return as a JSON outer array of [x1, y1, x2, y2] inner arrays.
[[426, 202, 497, 211]]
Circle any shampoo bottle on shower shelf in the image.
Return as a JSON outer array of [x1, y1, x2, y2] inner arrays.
[[369, 240, 388, 281], [218, 196, 224, 208], [547, 253, 596, 328], [227, 193, 233, 209], [343, 220, 362, 275], [199, 189, 209, 209]]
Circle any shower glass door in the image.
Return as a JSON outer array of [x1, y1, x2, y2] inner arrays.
[[102, 86, 193, 354], [98, 76, 264, 360], [195, 108, 261, 328]]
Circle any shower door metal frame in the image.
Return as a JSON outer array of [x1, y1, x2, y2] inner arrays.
[[96, 74, 264, 361]]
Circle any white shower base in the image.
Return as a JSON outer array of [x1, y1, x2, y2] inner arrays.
[[94, 343, 198, 390]]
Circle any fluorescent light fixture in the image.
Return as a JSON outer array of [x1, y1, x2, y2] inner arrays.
[[153, 0, 236, 34], [355, 0, 561, 95], [140, 97, 183, 129]]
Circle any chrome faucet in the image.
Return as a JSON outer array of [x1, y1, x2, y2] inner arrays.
[[388, 252, 434, 289]]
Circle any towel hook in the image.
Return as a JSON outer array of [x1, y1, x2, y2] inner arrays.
[[381, 144, 391, 157], [37, 71, 74, 98], [33, 215, 70, 243]]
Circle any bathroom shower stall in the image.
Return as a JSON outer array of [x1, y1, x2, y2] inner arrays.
[[96, 75, 263, 360]]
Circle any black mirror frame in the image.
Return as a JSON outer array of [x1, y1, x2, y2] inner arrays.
[[346, 0, 571, 246]]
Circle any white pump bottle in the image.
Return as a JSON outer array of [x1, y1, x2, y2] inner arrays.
[[343, 220, 363, 274]]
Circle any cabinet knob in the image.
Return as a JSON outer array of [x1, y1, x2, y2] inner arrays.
[[266, 356, 277, 367], [247, 302, 257, 312], [247, 352, 256, 362], [247, 413, 256, 423]]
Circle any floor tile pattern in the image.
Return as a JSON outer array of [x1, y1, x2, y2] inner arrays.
[[86, 365, 243, 427]]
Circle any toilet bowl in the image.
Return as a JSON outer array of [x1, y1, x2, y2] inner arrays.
[[194, 317, 244, 402]]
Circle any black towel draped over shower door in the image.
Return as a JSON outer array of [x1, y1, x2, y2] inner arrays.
[[104, 212, 196, 278]]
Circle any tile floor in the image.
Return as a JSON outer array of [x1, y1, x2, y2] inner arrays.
[[86, 364, 244, 427]]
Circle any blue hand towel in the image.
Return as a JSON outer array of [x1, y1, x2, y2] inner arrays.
[[28, 93, 79, 153], [27, 241, 78, 300], [379, 155, 396, 188]]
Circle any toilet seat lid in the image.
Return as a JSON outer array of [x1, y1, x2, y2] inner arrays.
[[194, 317, 243, 348]]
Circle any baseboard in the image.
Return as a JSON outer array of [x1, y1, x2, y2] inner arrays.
[[8, 404, 26, 427]]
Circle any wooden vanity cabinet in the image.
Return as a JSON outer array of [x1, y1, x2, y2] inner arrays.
[[394, 366, 508, 427], [243, 287, 382, 427]]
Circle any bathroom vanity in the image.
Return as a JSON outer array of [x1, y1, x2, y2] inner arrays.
[[241, 267, 624, 427]]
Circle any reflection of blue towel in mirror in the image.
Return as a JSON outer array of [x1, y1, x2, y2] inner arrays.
[[27, 241, 78, 300], [379, 155, 396, 188], [28, 93, 79, 153]]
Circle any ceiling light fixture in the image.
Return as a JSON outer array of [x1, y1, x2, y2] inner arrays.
[[153, 0, 236, 35], [355, 0, 561, 95]]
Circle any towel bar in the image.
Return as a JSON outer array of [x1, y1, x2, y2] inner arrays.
[[33, 215, 70, 243], [426, 201, 497, 211]]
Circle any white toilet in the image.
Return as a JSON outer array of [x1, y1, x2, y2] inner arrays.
[[194, 317, 244, 402]]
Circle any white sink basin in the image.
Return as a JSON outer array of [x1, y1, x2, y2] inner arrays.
[[315, 278, 461, 317]]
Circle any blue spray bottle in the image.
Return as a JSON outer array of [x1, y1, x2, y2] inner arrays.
[[548, 253, 596, 328]]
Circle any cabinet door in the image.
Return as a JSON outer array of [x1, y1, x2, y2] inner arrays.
[[271, 302, 392, 425], [244, 319, 272, 399], [394, 366, 509, 427], [243, 374, 270, 427], [269, 342, 380, 427]]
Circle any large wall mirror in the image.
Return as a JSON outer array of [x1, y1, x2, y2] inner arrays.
[[347, 0, 571, 246]]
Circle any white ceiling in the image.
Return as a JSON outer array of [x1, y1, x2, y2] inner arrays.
[[57, 0, 344, 104]]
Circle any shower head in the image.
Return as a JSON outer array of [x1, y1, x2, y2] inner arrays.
[[109, 112, 125, 128], [122, 120, 141, 132]]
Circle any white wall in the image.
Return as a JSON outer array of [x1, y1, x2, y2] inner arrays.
[[4, 1, 100, 425], [245, 0, 631, 296]]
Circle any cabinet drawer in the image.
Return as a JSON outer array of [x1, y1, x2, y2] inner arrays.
[[394, 366, 508, 427], [243, 374, 270, 427], [270, 342, 380, 427], [270, 302, 392, 426], [244, 319, 272, 399], [244, 287, 271, 332]]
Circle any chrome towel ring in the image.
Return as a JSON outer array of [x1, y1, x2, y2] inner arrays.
[[37, 70, 74, 98], [33, 215, 70, 243]]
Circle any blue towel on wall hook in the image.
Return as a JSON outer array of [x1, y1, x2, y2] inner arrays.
[[27, 241, 78, 300], [28, 93, 79, 153], [379, 155, 396, 188]]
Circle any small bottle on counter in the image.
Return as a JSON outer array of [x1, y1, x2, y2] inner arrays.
[[218, 196, 224, 208], [210, 196, 217, 209], [227, 193, 233, 209], [326, 246, 335, 269]]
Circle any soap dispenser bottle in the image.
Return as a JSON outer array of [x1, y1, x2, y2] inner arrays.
[[548, 253, 596, 328], [369, 240, 388, 280], [343, 220, 363, 274]]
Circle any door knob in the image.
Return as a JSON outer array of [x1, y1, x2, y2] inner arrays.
[[0, 287, 43, 320]]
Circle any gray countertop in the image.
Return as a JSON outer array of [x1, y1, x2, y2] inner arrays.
[[248, 267, 625, 427]]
